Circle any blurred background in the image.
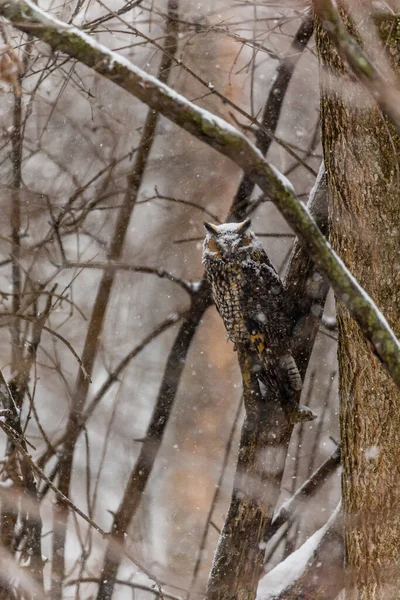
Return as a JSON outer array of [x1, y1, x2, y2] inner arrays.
[[0, 0, 339, 597]]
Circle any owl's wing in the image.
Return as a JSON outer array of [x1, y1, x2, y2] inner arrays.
[[240, 247, 303, 389], [240, 249, 314, 423], [240, 247, 290, 349]]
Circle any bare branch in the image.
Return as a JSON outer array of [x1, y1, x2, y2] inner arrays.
[[231, 10, 314, 220], [0, 0, 397, 387], [0, 422, 175, 588], [0, 419, 108, 538], [284, 162, 330, 377], [264, 446, 341, 545], [188, 398, 243, 598], [63, 261, 194, 294], [67, 577, 182, 599], [0, 313, 90, 379], [97, 282, 212, 600]]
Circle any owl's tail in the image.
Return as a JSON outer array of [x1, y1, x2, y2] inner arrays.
[[278, 353, 303, 392], [259, 351, 302, 393], [260, 352, 316, 423]]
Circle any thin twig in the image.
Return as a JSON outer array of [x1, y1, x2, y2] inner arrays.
[[0, 419, 166, 587], [3, 0, 400, 387], [229, 10, 314, 220], [62, 261, 194, 294], [0, 420, 107, 538], [67, 578, 183, 600]]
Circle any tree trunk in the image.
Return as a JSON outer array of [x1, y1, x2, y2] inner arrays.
[[317, 8, 400, 599]]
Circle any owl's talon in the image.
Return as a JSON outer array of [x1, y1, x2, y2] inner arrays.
[[284, 402, 317, 424]]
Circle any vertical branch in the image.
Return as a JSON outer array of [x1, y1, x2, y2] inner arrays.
[[0, 369, 46, 598], [187, 398, 243, 598], [0, 121, 21, 573], [206, 348, 292, 600], [17, 293, 55, 592], [52, 2, 181, 596], [96, 284, 211, 600], [205, 167, 329, 600], [308, 371, 336, 476], [7, 30, 32, 372], [284, 163, 329, 376], [0, 39, 45, 598], [10, 94, 22, 373]]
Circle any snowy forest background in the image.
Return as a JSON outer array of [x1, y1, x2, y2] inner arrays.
[[0, 0, 343, 597]]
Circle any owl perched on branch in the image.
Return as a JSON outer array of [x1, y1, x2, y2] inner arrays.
[[202, 219, 314, 421]]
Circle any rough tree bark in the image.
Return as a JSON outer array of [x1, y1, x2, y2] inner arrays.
[[317, 6, 400, 599]]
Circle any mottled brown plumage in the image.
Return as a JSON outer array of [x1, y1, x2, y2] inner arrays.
[[202, 219, 302, 397]]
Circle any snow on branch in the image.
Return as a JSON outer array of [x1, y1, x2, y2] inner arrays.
[[257, 504, 342, 600], [2, 0, 400, 387], [265, 446, 341, 543]]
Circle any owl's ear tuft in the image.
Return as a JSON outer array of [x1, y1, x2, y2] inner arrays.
[[204, 222, 219, 235], [237, 219, 252, 234]]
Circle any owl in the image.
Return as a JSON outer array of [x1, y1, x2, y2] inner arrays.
[[202, 219, 303, 402]]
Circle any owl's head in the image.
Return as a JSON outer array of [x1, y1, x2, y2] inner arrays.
[[202, 219, 257, 264]]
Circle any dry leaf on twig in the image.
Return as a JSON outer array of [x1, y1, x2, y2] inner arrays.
[[0, 44, 24, 96]]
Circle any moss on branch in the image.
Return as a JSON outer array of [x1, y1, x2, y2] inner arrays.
[[2, 0, 400, 387]]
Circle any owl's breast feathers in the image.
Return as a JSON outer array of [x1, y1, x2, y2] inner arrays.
[[208, 262, 249, 345], [240, 248, 291, 350], [205, 247, 291, 352]]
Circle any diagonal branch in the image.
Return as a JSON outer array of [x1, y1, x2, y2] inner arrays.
[[96, 282, 212, 600], [63, 261, 194, 295], [263, 445, 341, 545], [0, 418, 164, 586], [0, 0, 399, 387]]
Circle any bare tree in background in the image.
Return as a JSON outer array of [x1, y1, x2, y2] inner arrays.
[[0, 0, 399, 599]]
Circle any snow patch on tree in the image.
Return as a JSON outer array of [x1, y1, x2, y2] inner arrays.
[[269, 164, 295, 195], [256, 503, 340, 600]]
